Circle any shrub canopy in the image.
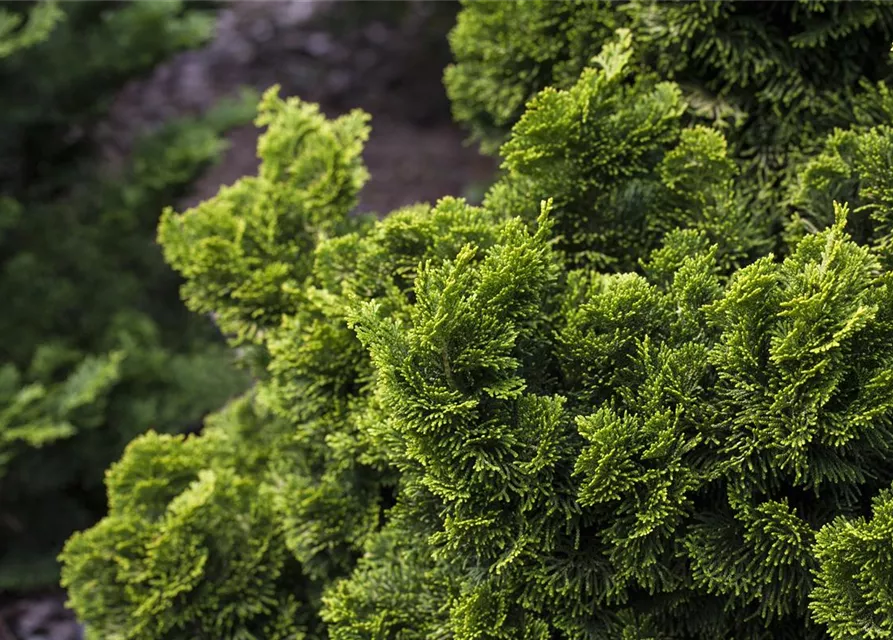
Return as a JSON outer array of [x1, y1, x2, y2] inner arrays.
[[60, 3, 893, 639], [446, 0, 893, 162]]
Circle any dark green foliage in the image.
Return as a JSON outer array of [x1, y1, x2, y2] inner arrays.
[[446, 0, 893, 172], [0, 1, 217, 195], [0, 1, 250, 588], [59, 6, 893, 640], [788, 125, 893, 264]]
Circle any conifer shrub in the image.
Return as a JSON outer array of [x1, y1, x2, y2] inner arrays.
[[60, 17, 893, 640], [445, 0, 893, 171], [0, 1, 250, 588]]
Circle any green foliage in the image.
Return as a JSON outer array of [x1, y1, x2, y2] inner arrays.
[[811, 489, 893, 639], [62, 415, 319, 640], [788, 126, 893, 264], [488, 31, 770, 271], [158, 86, 372, 348], [0, 1, 62, 58], [0, 350, 123, 476], [0, 1, 251, 589], [445, 0, 621, 155], [446, 0, 893, 173], [59, 6, 893, 640]]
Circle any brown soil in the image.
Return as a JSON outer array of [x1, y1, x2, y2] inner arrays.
[[99, 0, 498, 214]]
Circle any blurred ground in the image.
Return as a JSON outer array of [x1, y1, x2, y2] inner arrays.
[[0, 2, 496, 638], [99, 0, 497, 214]]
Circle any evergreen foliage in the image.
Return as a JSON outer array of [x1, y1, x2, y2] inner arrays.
[[445, 0, 893, 173], [59, 8, 893, 640], [485, 30, 771, 272], [788, 125, 893, 263], [0, 1, 250, 589]]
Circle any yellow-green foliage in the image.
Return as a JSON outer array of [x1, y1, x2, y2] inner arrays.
[[0, 1, 62, 58], [788, 125, 893, 265], [62, 406, 316, 640], [486, 31, 770, 272], [158, 89, 372, 347], [61, 20, 893, 640]]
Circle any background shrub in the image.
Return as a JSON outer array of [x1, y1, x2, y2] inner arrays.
[[0, 1, 249, 589]]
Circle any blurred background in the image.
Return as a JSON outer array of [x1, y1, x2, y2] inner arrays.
[[97, 0, 497, 213], [0, 2, 495, 639]]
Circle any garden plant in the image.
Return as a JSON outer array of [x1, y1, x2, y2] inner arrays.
[[57, 1, 893, 638]]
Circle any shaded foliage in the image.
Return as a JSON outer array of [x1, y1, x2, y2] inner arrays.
[[0, 1, 250, 589]]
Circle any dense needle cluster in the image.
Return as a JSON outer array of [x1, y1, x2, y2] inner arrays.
[[59, 2, 893, 639]]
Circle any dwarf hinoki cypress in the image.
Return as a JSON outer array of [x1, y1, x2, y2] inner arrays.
[[61, 6, 893, 639]]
